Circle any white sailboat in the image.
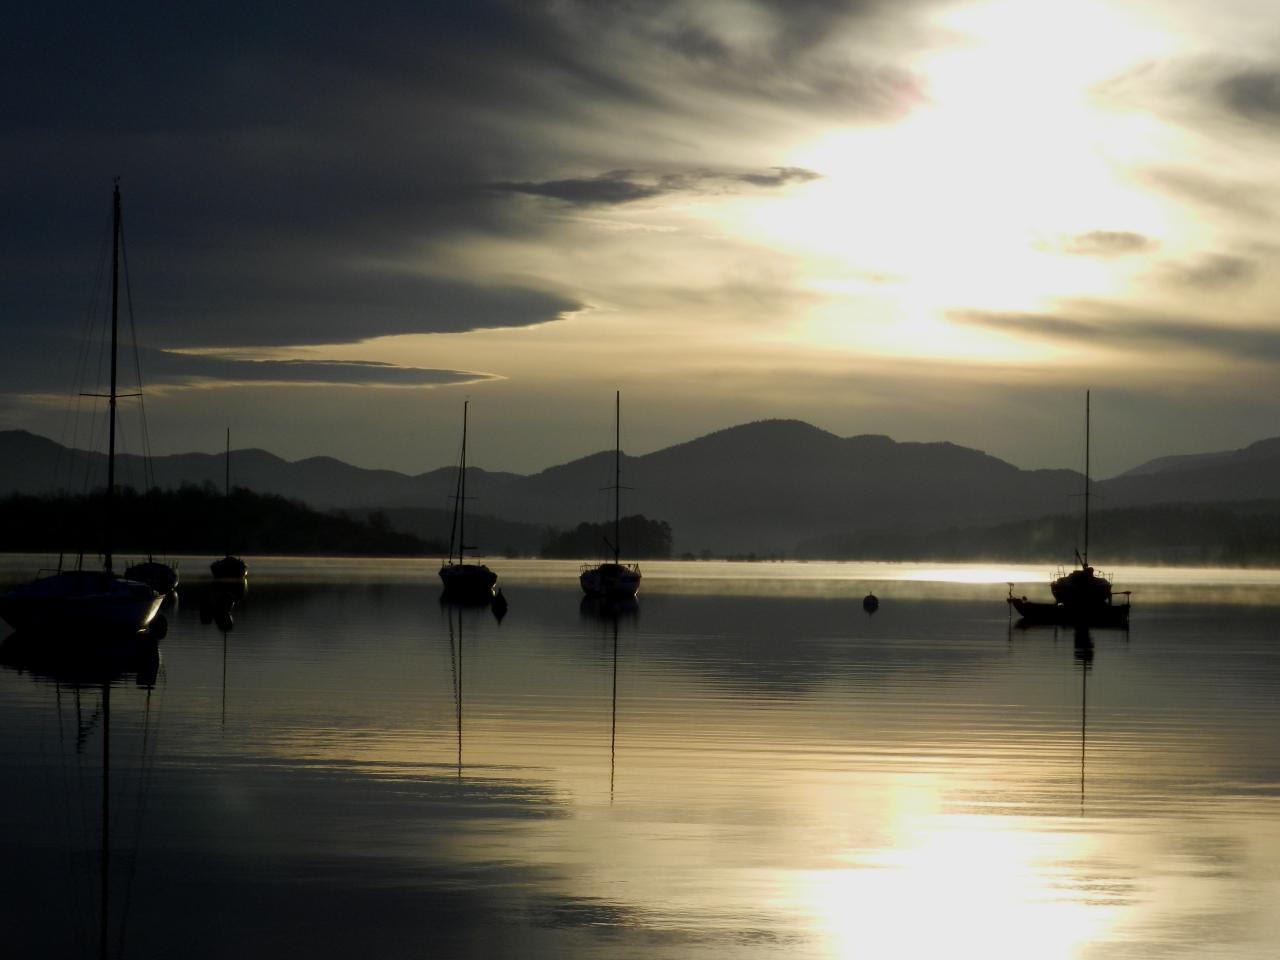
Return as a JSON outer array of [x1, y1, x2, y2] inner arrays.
[[0, 183, 163, 639], [439, 401, 497, 601], [580, 391, 642, 601]]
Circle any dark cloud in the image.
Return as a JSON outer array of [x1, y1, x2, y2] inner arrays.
[[953, 305, 1280, 363], [0, 332, 493, 394], [148, 274, 582, 348], [139, 351, 496, 387], [494, 166, 821, 207], [1167, 254, 1257, 290], [1, 0, 919, 360], [1218, 68, 1280, 124], [734, 166, 823, 187], [553, 0, 925, 118], [495, 171, 668, 207], [1057, 231, 1156, 257]]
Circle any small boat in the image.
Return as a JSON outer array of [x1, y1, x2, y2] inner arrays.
[[0, 183, 163, 639], [210, 428, 248, 580], [862, 593, 879, 613], [124, 559, 180, 595], [1008, 392, 1130, 628], [580, 392, 642, 601], [210, 555, 248, 580], [439, 401, 498, 602]]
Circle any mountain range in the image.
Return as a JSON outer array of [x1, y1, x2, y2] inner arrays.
[[2, 422, 1278, 556]]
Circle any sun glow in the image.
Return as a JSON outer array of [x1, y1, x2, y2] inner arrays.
[[718, 0, 1179, 361], [796, 817, 1119, 960]]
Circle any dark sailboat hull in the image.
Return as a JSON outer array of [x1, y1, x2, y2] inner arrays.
[[439, 562, 497, 602], [124, 560, 180, 595], [580, 562, 641, 600], [211, 555, 248, 580], [1008, 595, 1130, 629], [0, 571, 163, 638]]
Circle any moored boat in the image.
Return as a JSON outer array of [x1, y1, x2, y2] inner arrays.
[[0, 184, 163, 639], [1008, 392, 1130, 629], [439, 401, 498, 602], [580, 392, 641, 601], [210, 428, 248, 581], [124, 559, 180, 595]]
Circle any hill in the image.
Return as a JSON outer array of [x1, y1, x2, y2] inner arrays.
[[5, 423, 1280, 558]]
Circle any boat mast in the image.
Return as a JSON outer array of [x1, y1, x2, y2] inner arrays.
[[613, 390, 621, 565], [459, 400, 468, 566], [105, 182, 121, 573], [1083, 390, 1090, 567], [223, 428, 231, 557]]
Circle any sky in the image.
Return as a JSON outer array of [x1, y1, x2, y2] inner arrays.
[[4, 0, 1280, 477]]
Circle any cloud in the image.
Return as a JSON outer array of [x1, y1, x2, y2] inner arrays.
[[151, 275, 583, 348], [1054, 231, 1157, 257], [0, 332, 494, 394], [493, 166, 821, 207], [0, 0, 921, 361], [1218, 67, 1280, 124], [953, 304, 1280, 363], [495, 171, 667, 207], [1166, 254, 1256, 289], [1141, 167, 1273, 221], [139, 350, 497, 387]]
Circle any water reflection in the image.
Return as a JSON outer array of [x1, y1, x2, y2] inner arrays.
[[0, 564, 1279, 958], [578, 597, 633, 804], [0, 633, 161, 959], [1075, 626, 1092, 813], [446, 604, 464, 778]]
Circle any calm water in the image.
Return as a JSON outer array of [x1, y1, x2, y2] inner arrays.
[[2, 558, 1279, 959]]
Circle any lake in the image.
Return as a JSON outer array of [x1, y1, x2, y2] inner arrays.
[[2, 558, 1279, 959]]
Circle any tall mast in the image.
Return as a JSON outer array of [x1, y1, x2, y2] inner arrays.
[[613, 390, 621, 564], [105, 182, 121, 573], [1083, 390, 1090, 566], [224, 428, 231, 557], [459, 400, 468, 565]]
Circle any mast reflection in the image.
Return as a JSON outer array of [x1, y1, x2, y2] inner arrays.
[[1074, 625, 1093, 813], [0, 631, 161, 959], [579, 595, 636, 803]]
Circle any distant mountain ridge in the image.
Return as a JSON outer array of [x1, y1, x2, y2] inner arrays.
[[3, 423, 1279, 555]]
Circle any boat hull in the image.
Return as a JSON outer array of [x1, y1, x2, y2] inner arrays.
[[580, 562, 642, 600], [0, 571, 163, 638], [124, 560, 180, 594], [440, 562, 497, 602], [211, 555, 248, 580], [1008, 595, 1130, 629]]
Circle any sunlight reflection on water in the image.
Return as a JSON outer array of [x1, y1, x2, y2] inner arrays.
[[2, 558, 1279, 958]]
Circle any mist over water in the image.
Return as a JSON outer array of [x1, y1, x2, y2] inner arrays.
[[2, 558, 1279, 958]]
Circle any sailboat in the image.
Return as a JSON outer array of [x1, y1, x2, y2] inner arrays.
[[580, 391, 642, 601], [210, 428, 248, 580], [1008, 391, 1130, 628], [438, 401, 498, 601], [0, 183, 163, 640]]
